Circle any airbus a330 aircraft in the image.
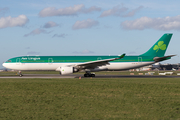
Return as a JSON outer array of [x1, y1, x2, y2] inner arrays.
[[3, 34, 175, 77]]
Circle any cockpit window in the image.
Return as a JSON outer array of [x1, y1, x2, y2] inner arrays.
[[7, 60, 11, 62]]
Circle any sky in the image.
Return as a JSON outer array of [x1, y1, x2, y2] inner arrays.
[[1, 0, 180, 69]]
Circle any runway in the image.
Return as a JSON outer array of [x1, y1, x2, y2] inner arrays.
[[1, 74, 180, 78]]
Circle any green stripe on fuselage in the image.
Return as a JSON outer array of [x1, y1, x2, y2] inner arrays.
[[5, 56, 155, 63]]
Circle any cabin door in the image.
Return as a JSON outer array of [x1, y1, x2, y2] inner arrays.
[[48, 58, 53, 65], [138, 57, 142, 64], [16, 58, 20, 65]]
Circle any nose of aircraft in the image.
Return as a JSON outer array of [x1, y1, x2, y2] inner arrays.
[[2, 63, 6, 68]]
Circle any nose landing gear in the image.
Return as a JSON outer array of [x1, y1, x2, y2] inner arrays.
[[18, 71, 23, 77]]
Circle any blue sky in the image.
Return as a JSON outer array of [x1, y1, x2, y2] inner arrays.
[[1, 0, 180, 68]]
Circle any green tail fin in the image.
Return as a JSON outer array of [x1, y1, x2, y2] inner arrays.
[[140, 33, 173, 57]]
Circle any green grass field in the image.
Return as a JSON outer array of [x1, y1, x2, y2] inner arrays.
[[0, 78, 180, 119]]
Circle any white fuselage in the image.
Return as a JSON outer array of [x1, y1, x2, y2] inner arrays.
[[3, 62, 154, 71]]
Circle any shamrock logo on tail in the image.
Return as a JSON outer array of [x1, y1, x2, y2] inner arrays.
[[153, 41, 166, 52]]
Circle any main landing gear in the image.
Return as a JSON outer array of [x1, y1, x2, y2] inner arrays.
[[84, 72, 95, 77]]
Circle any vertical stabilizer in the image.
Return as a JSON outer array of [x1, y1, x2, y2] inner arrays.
[[140, 34, 172, 57]]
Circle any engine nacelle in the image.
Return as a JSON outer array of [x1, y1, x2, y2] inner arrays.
[[59, 67, 78, 75]]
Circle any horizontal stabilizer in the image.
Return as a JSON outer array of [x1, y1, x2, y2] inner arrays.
[[153, 55, 176, 62]]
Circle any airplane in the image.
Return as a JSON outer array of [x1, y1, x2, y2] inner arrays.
[[2, 33, 175, 77]]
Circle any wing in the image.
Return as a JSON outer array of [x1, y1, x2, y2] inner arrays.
[[73, 53, 125, 70]]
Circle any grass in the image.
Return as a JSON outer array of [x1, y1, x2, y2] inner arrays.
[[0, 78, 180, 119]]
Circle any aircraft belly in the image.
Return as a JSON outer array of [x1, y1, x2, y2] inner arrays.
[[4, 62, 154, 71], [3, 63, 68, 71], [106, 62, 154, 70]]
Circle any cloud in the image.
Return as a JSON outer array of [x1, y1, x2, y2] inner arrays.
[[100, 5, 128, 17], [100, 5, 143, 17], [24, 28, 51, 37], [43, 21, 59, 28], [52, 34, 67, 38], [82, 6, 101, 13], [121, 15, 180, 30], [0, 15, 28, 29], [73, 50, 94, 54], [72, 19, 99, 30], [39, 4, 101, 17], [123, 6, 143, 17]]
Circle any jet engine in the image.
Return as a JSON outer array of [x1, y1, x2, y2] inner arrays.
[[59, 67, 78, 75]]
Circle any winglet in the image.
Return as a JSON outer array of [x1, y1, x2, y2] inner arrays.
[[118, 53, 126, 59]]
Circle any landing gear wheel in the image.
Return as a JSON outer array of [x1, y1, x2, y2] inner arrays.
[[84, 74, 90, 77], [91, 74, 95, 77], [84, 73, 95, 77], [84, 74, 87, 77]]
